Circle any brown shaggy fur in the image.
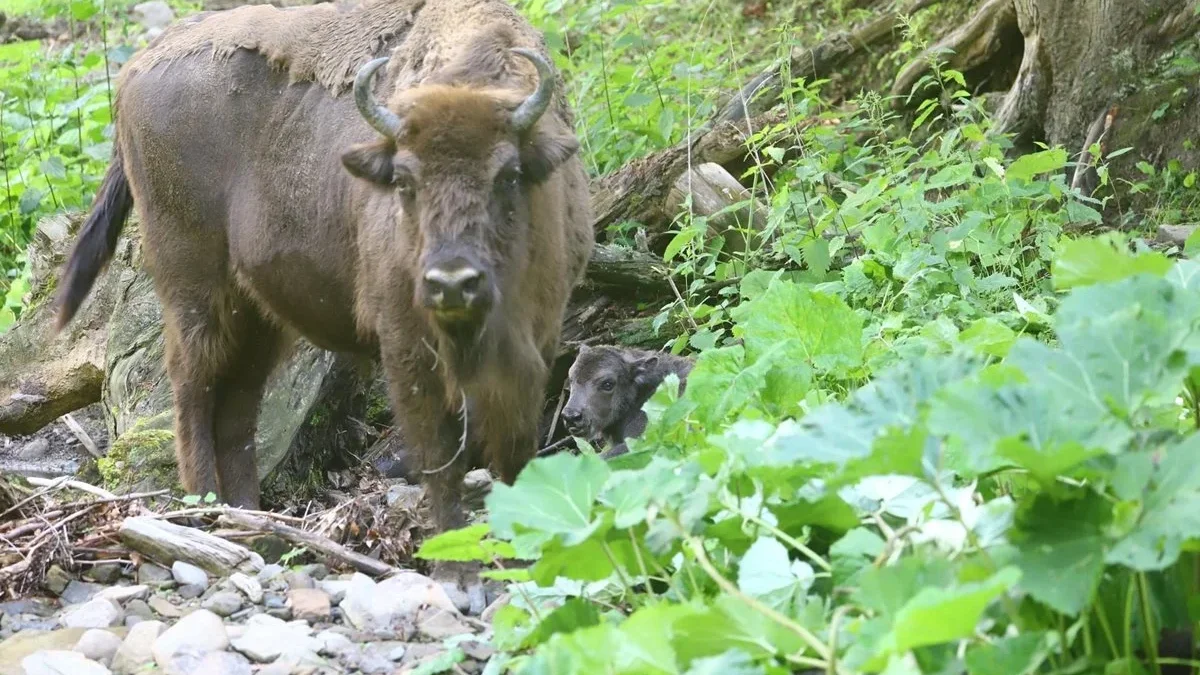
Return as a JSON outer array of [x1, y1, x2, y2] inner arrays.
[[54, 0, 594, 559], [562, 345, 694, 459]]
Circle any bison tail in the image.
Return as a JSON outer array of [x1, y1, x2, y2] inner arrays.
[[54, 147, 134, 333]]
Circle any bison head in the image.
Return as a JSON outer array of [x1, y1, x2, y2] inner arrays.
[[340, 49, 578, 341], [562, 345, 661, 441]]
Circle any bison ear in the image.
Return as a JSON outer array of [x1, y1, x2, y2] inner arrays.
[[519, 128, 580, 184], [341, 139, 395, 186], [631, 354, 660, 389]]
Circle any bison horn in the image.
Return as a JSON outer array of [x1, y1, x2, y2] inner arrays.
[[509, 48, 555, 133], [354, 57, 403, 139]]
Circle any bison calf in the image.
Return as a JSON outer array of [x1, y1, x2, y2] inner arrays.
[[561, 345, 693, 458]]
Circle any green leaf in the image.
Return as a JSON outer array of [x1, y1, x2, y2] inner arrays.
[[736, 536, 814, 612], [1052, 235, 1172, 290], [859, 567, 1022, 669], [39, 156, 66, 180], [673, 594, 811, 664], [487, 452, 610, 546], [965, 632, 1051, 675], [959, 317, 1016, 358], [683, 345, 770, 425], [731, 278, 863, 375], [414, 523, 515, 563], [523, 598, 602, 649], [1006, 148, 1068, 182], [1010, 493, 1109, 615], [1108, 435, 1200, 571], [682, 650, 764, 675]]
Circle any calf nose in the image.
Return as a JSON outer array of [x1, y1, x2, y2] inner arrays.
[[424, 266, 485, 310], [562, 408, 582, 425]]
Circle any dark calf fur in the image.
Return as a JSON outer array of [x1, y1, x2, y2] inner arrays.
[[561, 345, 693, 458]]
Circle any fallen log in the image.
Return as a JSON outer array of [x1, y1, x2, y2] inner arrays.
[[118, 515, 260, 576]]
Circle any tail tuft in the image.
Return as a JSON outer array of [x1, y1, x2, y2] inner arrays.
[[54, 147, 133, 333]]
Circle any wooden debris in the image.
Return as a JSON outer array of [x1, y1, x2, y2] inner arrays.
[[218, 509, 397, 578], [61, 413, 103, 458], [119, 515, 259, 577]]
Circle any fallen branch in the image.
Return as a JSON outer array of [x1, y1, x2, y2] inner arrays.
[[218, 509, 398, 578], [27, 477, 116, 500], [119, 515, 259, 576], [61, 413, 102, 458]]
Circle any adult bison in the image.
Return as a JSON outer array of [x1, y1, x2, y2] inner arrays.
[[53, 0, 593, 586]]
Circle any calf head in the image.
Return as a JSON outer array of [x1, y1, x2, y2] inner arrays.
[[340, 48, 578, 351], [562, 345, 662, 441]]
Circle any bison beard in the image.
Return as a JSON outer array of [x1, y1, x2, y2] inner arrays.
[[52, 0, 594, 613]]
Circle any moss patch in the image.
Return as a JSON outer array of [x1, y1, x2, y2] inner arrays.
[[98, 416, 179, 493]]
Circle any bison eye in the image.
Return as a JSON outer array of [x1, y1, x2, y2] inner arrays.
[[392, 164, 416, 195], [599, 380, 615, 392], [495, 165, 521, 191]]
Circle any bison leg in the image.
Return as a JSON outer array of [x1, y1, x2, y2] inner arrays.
[[163, 310, 223, 501], [211, 304, 289, 509]]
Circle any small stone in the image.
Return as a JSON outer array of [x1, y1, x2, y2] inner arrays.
[[21, 649, 112, 675], [200, 591, 243, 617], [124, 599, 154, 621], [17, 437, 50, 461], [416, 608, 473, 641], [61, 598, 123, 629], [228, 573, 263, 604], [316, 579, 349, 606], [340, 572, 459, 633], [287, 589, 331, 623], [111, 619, 165, 674], [148, 596, 184, 619], [0, 597, 58, 617], [460, 640, 495, 661], [387, 644, 407, 661], [256, 564, 285, 583], [43, 565, 71, 595], [190, 650, 252, 675], [84, 563, 124, 584], [283, 571, 315, 590], [229, 613, 321, 663], [74, 628, 124, 665], [95, 585, 150, 604], [266, 607, 293, 621], [137, 563, 174, 587], [296, 564, 328, 580], [397, 643, 445, 667], [177, 584, 205, 600], [61, 580, 104, 605], [151, 609, 228, 669], [170, 562, 208, 588], [315, 630, 353, 657]]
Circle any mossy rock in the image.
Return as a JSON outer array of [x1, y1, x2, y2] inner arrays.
[[97, 413, 179, 493]]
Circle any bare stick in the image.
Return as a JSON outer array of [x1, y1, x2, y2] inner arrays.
[[218, 509, 397, 578], [61, 413, 102, 459], [26, 477, 115, 500], [153, 506, 306, 524]]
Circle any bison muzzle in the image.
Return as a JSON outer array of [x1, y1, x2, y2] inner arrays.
[[51, 0, 595, 611]]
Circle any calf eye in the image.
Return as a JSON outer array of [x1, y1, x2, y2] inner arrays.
[[599, 380, 615, 392]]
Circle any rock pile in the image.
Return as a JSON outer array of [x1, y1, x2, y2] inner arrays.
[[1, 556, 500, 674]]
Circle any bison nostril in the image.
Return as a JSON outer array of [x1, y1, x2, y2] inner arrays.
[[424, 266, 485, 308], [562, 409, 581, 423]]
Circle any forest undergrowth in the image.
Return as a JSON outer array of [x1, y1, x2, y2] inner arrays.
[[4, 0, 1200, 673]]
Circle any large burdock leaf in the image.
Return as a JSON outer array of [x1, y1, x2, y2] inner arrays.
[[736, 536, 815, 613], [730, 278, 863, 375], [1108, 435, 1200, 571], [487, 452, 610, 546], [1009, 493, 1109, 616], [1052, 234, 1171, 290]]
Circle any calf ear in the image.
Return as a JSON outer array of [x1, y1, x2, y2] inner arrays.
[[631, 354, 660, 389], [341, 139, 395, 185], [520, 128, 580, 184]]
